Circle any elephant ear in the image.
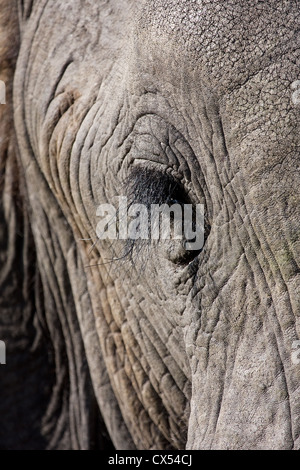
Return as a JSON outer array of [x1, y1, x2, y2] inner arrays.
[[0, 1, 112, 449]]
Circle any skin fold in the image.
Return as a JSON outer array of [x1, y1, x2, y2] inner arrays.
[[0, 0, 300, 449]]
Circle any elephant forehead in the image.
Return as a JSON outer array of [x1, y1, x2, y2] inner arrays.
[[140, 0, 298, 50], [139, 0, 300, 93]]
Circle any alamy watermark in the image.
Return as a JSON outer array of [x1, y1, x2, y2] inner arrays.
[[96, 197, 205, 251], [0, 341, 6, 365], [0, 80, 6, 104]]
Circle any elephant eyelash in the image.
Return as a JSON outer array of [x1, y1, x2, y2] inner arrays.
[[125, 166, 190, 207], [119, 166, 204, 267], [88, 167, 208, 272]]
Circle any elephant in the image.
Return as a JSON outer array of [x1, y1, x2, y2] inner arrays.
[[0, 0, 300, 450]]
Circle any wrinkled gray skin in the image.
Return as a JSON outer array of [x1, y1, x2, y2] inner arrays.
[[1, 0, 300, 450]]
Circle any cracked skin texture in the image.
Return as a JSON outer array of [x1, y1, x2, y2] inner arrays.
[[1, 0, 300, 449]]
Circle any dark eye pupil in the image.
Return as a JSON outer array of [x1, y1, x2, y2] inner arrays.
[[167, 198, 181, 205]]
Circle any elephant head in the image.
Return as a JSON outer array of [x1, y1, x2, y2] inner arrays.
[[1, 0, 300, 450]]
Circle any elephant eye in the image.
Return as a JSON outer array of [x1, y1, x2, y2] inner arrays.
[[123, 166, 206, 265], [126, 166, 189, 208]]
